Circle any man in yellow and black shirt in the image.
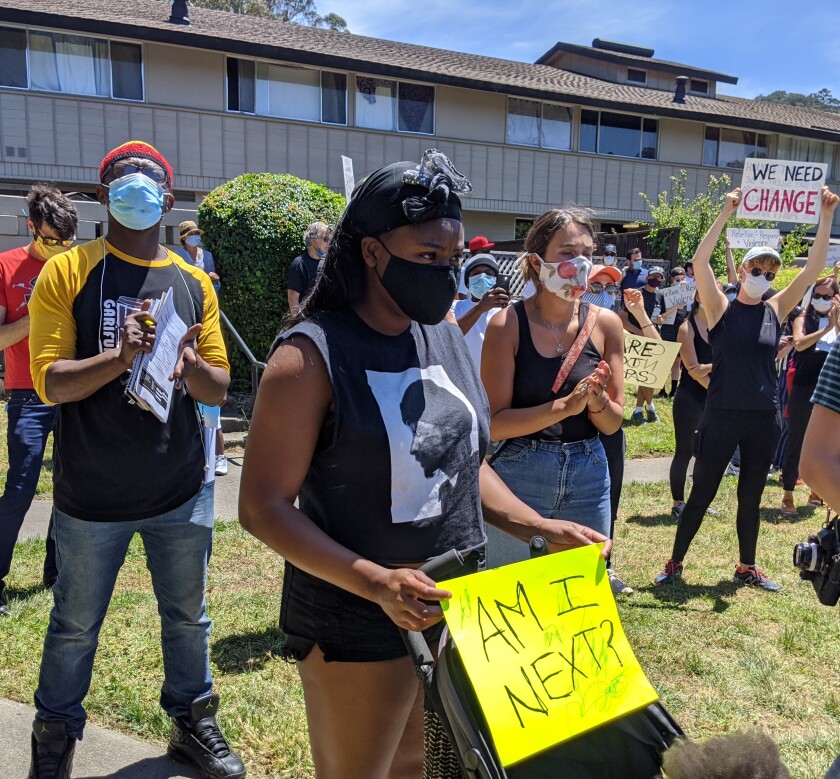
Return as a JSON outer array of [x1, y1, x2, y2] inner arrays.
[[26, 141, 245, 779]]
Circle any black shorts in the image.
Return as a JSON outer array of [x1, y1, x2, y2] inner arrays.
[[279, 554, 482, 663]]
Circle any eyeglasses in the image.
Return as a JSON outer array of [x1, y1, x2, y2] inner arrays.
[[590, 283, 619, 294], [603, 252, 616, 257], [748, 266, 777, 281], [103, 162, 168, 184], [34, 228, 75, 248], [812, 293, 835, 301]]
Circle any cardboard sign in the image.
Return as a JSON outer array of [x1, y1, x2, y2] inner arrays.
[[738, 159, 827, 224], [726, 228, 781, 249], [439, 544, 658, 767], [624, 333, 681, 388], [341, 155, 355, 201], [659, 283, 696, 325]]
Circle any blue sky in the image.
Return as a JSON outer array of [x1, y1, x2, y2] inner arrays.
[[325, 0, 840, 100]]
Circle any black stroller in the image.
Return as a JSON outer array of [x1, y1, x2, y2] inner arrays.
[[402, 541, 683, 779]]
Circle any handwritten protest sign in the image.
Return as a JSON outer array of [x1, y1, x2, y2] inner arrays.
[[341, 155, 355, 200], [726, 227, 781, 249], [624, 333, 681, 388], [439, 544, 658, 767], [660, 283, 696, 325], [738, 159, 827, 224], [826, 245, 840, 266]]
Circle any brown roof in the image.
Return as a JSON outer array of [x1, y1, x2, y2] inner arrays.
[[4, 0, 840, 141]]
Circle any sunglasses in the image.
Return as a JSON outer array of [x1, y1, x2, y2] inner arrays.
[[34, 228, 75, 248], [603, 252, 616, 257], [748, 266, 776, 281], [590, 282, 619, 294], [104, 162, 168, 184], [812, 293, 835, 301]]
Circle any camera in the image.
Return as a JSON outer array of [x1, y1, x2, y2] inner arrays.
[[792, 515, 840, 606]]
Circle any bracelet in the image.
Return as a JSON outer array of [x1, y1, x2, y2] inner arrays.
[[588, 401, 609, 417], [642, 323, 656, 330]]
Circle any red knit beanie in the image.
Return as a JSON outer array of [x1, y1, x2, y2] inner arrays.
[[99, 141, 174, 186]]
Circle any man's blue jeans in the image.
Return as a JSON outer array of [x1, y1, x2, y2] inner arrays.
[[0, 389, 57, 584], [34, 483, 215, 739]]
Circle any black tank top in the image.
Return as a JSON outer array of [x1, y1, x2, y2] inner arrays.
[[793, 311, 830, 388], [679, 317, 712, 398], [707, 299, 781, 411], [511, 300, 602, 442], [277, 308, 489, 565]]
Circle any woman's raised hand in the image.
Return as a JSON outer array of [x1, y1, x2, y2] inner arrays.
[[723, 188, 742, 214], [820, 186, 840, 214]]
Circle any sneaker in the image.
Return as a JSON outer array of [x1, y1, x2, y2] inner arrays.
[[608, 569, 634, 595], [631, 409, 645, 425], [705, 506, 721, 518], [168, 693, 246, 779], [807, 492, 824, 507], [214, 455, 229, 477], [733, 565, 781, 592], [654, 560, 683, 585], [780, 496, 796, 516], [0, 581, 8, 617], [724, 462, 740, 477], [671, 502, 685, 518], [645, 407, 660, 423], [28, 718, 76, 779]]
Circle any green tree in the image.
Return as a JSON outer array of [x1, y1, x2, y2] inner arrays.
[[186, 0, 348, 29], [198, 173, 346, 389], [755, 88, 840, 114], [639, 171, 812, 277]]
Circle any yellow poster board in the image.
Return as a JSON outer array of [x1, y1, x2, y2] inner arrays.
[[439, 544, 658, 767], [623, 333, 681, 389]]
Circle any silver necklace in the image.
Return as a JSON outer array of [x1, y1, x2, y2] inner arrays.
[[535, 301, 576, 354]]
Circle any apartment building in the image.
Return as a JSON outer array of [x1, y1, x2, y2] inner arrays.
[[1, 0, 839, 250]]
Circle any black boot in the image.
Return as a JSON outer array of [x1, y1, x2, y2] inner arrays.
[[0, 581, 9, 616], [669, 378, 678, 397], [168, 693, 246, 778], [28, 718, 76, 779]]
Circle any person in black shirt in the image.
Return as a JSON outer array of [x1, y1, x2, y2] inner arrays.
[[659, 266, 691, 398], [239, 151, 609, 778], [286, 221, 331, 316], [655, 185, 839, 591], [621, 266, 666, 424], [620, 247, 648, 290]]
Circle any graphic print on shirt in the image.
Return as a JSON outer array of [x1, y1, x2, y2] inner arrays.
[[366, 364, 479, 524], [11, 276, 38, 312]]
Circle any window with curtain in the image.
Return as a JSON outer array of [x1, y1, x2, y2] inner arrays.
[[258, 63, 320, 121], [355, 77, 397, 130], [321, 72, 347, 125], [227, 58, 255, 113], [398, 82, 434, 134], [777, 136, 833, 177], [541, 104, 572, 150], [110, 41, 143, 101], [703, 127, 768, 168], [29, 31, 110, 97], [579, 110, 598, 153], [0, 27, 27, 88], [506, 98, 571, 150]]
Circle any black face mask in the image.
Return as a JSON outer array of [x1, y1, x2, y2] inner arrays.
[[647, 277, 662, 288], [376, 242, 459, 325]]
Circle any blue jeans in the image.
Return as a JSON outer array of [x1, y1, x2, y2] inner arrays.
[[486, 436, 611, 568], [0, 389, 57, 583], [34, 483, 215, 739]]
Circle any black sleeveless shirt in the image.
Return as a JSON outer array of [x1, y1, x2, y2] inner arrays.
[[679, 317, 713, 399], [511, 300, 602, 442], [793, 311, 831, 389], [707, 299, 781, 411], [278, 308, 489, 565]]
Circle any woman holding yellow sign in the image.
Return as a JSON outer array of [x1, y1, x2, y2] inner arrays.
[[655, 185, 839, 590]]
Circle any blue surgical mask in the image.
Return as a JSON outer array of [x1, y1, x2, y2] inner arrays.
[[316, 247, 325, 259], [468, 273, 496, 300], [106, 172, 166, 232], [581, 290, 616, 309], [725, 291, 737, 302], [184, 234, 201, 248], [633, 260, 643, 270]]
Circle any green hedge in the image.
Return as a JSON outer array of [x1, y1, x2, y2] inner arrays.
[[197, 173, 346, 390]]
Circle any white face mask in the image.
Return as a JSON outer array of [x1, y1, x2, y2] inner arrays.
[[812, 297, 833, 314], [536, 254, 592, 301], [741, 271, 772, 299], [603, 254, 617, 266]]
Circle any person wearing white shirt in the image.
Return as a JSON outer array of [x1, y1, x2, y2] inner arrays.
[[454, 254, 510, 370]]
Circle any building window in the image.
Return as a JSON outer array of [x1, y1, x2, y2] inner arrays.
[[321, 71, 347, 125], [506, 98, 572, 150], [227, 58, 255, 113], [627, 68, 647, 84], [690, 79, 709, 95], [703, 127, 768, 168], [0, 27, 27, 88], [110, 42, 143, 101], [355, 77, 434, 134], [579, 110, 658, 159]]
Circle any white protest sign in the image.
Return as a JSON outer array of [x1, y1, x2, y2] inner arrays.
[[624, 333, 681, 388], [738, 159, 827, 224], [726, 228, 781, 249], [825, 245, 840, 266], [341, 155, 355, 201], [659, 283, 695, 325]]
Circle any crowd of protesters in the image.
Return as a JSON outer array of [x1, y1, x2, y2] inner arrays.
[[1, 140, 840, 779]]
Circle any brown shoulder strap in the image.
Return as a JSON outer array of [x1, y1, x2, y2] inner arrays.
[[551, 304, 601, 394]]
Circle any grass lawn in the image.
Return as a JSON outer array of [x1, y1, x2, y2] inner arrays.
[[622, 385, 677, 459]]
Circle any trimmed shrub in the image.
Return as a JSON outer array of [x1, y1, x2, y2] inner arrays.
[[197, 173, 345, 389]]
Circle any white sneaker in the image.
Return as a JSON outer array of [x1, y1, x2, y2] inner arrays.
[[214, 455, 228, 476], [608, 568, 634, 596]]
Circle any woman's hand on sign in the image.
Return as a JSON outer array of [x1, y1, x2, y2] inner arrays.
[[723, 188, 742, 214], [372, 567, 452, 631], [540, 520, 612, 559], [820, 186, 840, 214]]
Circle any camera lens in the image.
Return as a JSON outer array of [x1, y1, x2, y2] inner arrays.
[[793, 541, 822, 572]]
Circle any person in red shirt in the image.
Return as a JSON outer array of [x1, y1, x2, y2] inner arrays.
[[0, 184, 77, 617]]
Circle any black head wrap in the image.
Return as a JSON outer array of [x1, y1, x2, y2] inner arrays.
[[345, 149, 472, 237]]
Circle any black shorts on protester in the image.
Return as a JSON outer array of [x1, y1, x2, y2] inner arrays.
[[279, 554, 483, 663]]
